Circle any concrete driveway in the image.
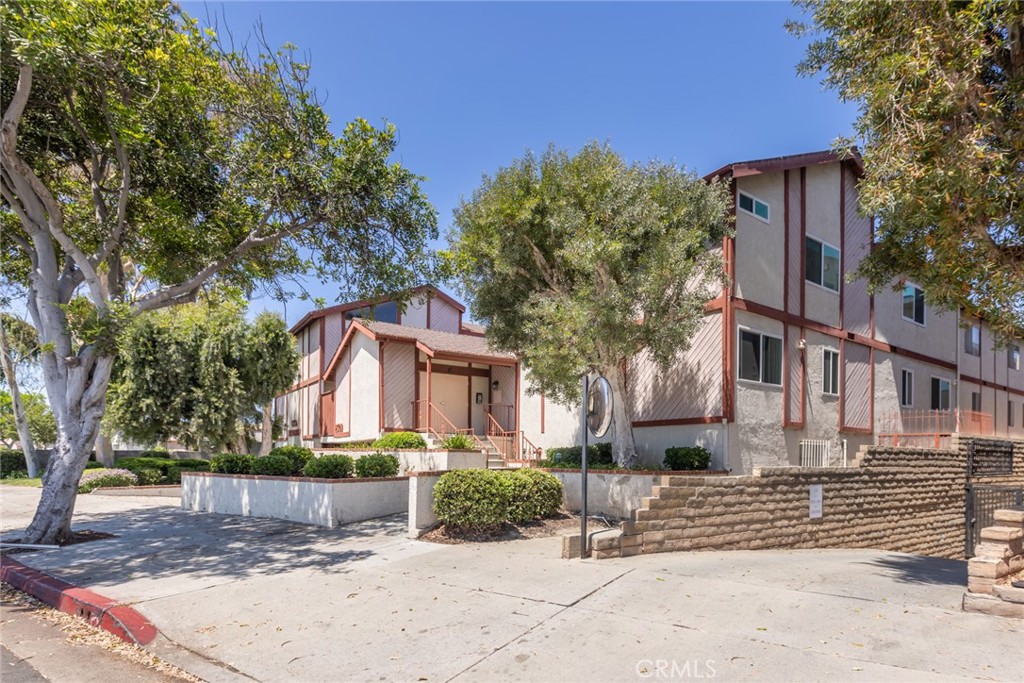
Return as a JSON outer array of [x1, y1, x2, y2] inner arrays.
[[1, 486, 1019, 683]]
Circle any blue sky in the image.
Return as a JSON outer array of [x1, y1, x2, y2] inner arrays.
[[182, 1, 859, 324]]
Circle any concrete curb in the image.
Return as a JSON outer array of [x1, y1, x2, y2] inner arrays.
[[0, 556, 157, 645]]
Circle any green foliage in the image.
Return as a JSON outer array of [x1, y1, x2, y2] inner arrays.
[[354, 452, 400, 478], [210, 454, 256, 474], [134, 467, 163, 486], [165, 461, 209, 484], [83, 461, 104, 470], [1, 392, 57, 447], [432, 468, 564, 529], [447, 142, 732, 466], [106, 298, 299, 453], [114, 456, 176, 476], [78, 469, 138, 494], [372, 432, 427, 450], [663, 446, 712, 471], [249, 455, 294, 476], [440, 433, 475, 450], [790, 1, 1024, 339], [270, 445, 314, 475], [543, 443, 614, 467], [302, 454, 354, 479], [0, 448, 27, 477]]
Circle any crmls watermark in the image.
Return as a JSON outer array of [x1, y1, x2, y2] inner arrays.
[[635, 659, 716, 679]]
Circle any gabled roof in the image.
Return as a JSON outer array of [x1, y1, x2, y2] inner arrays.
[[288, 284, 464, 335], [460, 321, 486, 336], [323, 318, 514, 378], [703, 148, 863, 182]]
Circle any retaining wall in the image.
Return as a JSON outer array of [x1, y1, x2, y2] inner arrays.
[[314, 449, 487, 474], [181, 472, 408, 528], [543, 469, 727, 520]]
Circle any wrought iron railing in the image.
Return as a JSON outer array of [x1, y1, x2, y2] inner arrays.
[[876, 409, 994, 449]]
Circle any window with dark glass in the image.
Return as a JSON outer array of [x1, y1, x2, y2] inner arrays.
[[930, 377, 950, 410], [739, 329, 782, 386], [902, 285, 925, 325]]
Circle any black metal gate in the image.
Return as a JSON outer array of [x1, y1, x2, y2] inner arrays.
[[965, 483, 1023, 557]]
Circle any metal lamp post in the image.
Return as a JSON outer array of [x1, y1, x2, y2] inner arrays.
[[580, 373, 612, 558]]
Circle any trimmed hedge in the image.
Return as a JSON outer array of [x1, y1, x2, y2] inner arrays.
[[78, 468, 138, 493], [270, 445, 314, 475], [84, 461, 105, 469], [354, 452, 400, 478], [372, 432, 427, 450], [440, 433, 475, 450], [543, 442, 613, 467], [663, 446, 712, 471], [134, 467, 163, 486], [211, 454, 255, 474], [115, 456, 176, 475], [0, 449, 27, 476], [432, 468, 564, 529], [303, 454, 354, 479], [250, 455, 294, 476]]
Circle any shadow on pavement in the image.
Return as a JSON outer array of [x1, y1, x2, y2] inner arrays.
[[9, 508, 409, 586], [861, 553, 967, 587]]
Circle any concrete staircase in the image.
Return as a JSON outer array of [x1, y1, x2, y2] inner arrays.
[[420, 432, 505, 469]]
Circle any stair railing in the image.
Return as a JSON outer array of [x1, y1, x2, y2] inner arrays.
[[412, 399, 486, 450]]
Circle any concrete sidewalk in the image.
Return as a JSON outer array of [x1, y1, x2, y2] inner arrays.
[[1, 485, 1020, 682]]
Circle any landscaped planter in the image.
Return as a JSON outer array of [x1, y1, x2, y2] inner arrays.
[[540, 469, 727, 519], [181, 472, 408, 528], [314, 449, 487, 474]]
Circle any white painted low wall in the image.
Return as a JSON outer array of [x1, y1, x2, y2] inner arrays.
[[314, 449, 488, 474], [543, 470, 660, 519], [181, 473, 408, 528], [407, 472, 445, 538]]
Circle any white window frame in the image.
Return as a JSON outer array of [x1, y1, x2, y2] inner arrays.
[[737, 191, 770, 224], [964, 324, 981, 356], [822, 347, 840, 396], [805, 235, 842, 293], [901, 283, 926, 327], [900, 368, 914, 408], [930, 376, 952, 411], [737, 326, 784, 387]]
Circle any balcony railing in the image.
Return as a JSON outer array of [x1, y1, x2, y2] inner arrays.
[[876, 409, 993, 449]]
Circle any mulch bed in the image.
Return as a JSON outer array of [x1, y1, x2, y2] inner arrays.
[[421, 511, 619, 544]]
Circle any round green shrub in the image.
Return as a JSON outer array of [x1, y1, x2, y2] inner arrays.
[[115, 456, 176, 476], [303, 454, 354, 479], [250, 455, 294, 476], [354, 452, 400, 478], [78, 468, 138, 493], [134, 467, 163, 486], [173, 458, 211, 471], [372, 431, 427, 450], [513, 468, 564, 517], [496, 470, 535, 524], [210, 454, 255, 474], [440, 433, 475, 450], [663, 446, 712, 471], [433, 469, 509, 529], [270, 445, 314, 474]]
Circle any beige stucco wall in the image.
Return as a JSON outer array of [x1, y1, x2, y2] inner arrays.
[[349, 331, 381, 440], [547, 471, 660, 519], [730, 308, 788, 472], [873, 287, 958, 364], [733, 174, 785, 310], [403, 295, 429, 329], [517, 376, 579, 454]]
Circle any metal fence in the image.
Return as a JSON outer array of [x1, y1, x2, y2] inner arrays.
[[965, 484, 1023, 557], [876, 409, 994, 449], [799, 439, 847, 467]]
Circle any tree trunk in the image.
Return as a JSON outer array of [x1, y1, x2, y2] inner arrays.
[[21, 351, 114, 545], [0, 318, 39, 478], [260, 401, 274, 456], [601, 362, 638, 468]]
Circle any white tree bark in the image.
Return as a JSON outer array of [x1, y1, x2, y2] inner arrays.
[[601, 362, 638, 468], [259, 401, 274, 456], [0, 318, 39, 478]]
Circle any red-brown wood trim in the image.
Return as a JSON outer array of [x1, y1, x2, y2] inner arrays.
[[280, 376, 320, 395], [959, 373, 1024, 398], [416, 362, 490, 378], [839, 162, 845, 330], [797, 325, 807, 426], [426, 297, 432, 329], [334, 430, 351, 439], [425, 356, 432, 431], [782, 324, 789, 428], [783, 169, 790, 315], [705, 296, 725, 313], [347, 345, 352, 434], [869, 346, 875, 431], [467, 363, 473, 427], [722, 180, 737, 423], [869, 216, 876, 337], [838, 339, 846, 431], [378, 341, 385, 432], [514, 362, 521, 433], [540, 392, 546, 434], [731, 297, 959, 372], [799, 167, 807, 318], [432, 351, 516, 367], [415, 340, 434, 358], [633, 416, 724, 428], [839, 426, 873, 435]]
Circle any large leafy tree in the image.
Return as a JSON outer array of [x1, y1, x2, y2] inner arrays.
[[1, 1, 436, 543], [789, 1, 1024, 339], [106, 297, 298, 453], [1, 392, 56, 452], [448, 143, 732, 467], [0, 312, 44, 474]]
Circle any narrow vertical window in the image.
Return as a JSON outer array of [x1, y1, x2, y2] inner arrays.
[[900, 369, 914, 407], [822, 349, 839, 396], [902, 284, 925, 325], [930, 378, 950, 411], [964, 325, 980, 356], [1009, 345, 1020, 370], [970, 391, 982, 412]]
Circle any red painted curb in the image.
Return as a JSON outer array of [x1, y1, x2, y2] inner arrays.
[[0, 556, 157, 645]]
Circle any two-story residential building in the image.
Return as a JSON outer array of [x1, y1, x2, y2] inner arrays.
[[278, 149, 1023, 474]]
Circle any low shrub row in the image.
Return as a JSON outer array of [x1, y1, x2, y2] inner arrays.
[[207, 448, 400, 480], [354, 452, 400, 478], [115, 456, 210, 485], [542, 442, 614, 467], [538, 443, 713, 471], [372, 432, 427, 450], [432, 468, 563, 529], [0, 449, 28, 478]]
